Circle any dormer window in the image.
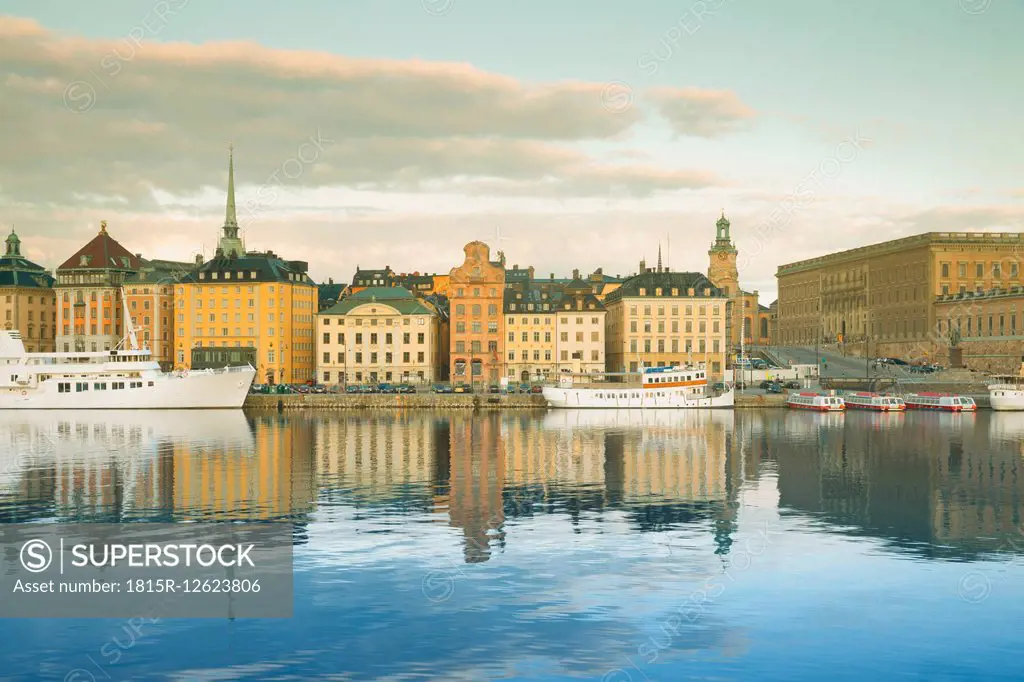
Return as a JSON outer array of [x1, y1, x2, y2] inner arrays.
[[199, 272, 206, 280], [671, 288, 679, 296], [225, 272, 232, 279], [121, 257, 130, 268], [639, 288, 646, 296], [211, 272, 219, 280], [655, 288, 662, 296], [250, 271, 257, 279], [79, 255, 91, 266]]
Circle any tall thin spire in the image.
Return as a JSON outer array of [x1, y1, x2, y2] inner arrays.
[[657, 244, 663, 273], [224, 142, 238, 232]]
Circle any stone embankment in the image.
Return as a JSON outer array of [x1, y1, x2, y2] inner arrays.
[[246, 391, 993, 410]]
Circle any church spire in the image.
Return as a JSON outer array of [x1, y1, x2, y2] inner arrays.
[[657, 244, 663, 273], [218, 143, 245, 258], [224, 143, 238, 233]]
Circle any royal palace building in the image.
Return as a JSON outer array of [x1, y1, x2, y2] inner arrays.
[[776, 231, 1024, 361]]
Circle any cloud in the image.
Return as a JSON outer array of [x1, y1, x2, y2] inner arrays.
[[647, 87, 756, 137], [0, 15, 728, 207]]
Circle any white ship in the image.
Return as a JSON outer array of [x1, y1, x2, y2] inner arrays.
[[988, 360, 1024, 411], [541, 365, 733, 409], [0, 330, 255, 409]]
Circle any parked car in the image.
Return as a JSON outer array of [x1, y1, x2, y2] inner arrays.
[[310, 384, 327, 394], [453, 383, 473, 394], [751, 359, 768, 370], [530, 385, 544, 394], [345, 385, 361, 394], [362, 385, 380, 394], [758, 380, 772, 389], [249, 384, 264, 393], [487, 384, 500, 394], [766, 382, 784, 394], [431, 384, 453, 394], [396, 384, 416, 394], [710, 382, 727, 392], [518, 383, 531, 394], [785, 380, 801, 389], [377, 383, 397, 394], [734, 380, 748, 390]]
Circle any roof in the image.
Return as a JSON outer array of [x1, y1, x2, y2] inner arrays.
[[125, 259, 196, 285], [320, 286, 436, 316], [58, 223, 140, 272], [184, 250, 314, 286], [0, 229, 55, 289], [604, 271, 726, 303]]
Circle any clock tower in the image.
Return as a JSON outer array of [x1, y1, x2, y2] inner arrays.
[[707, 211, 739, 296]]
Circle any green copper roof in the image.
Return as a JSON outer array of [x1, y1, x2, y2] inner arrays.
[[320, 286, 435, 316]]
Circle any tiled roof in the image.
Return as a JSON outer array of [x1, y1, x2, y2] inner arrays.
[[58, 225, 140, 272], [320, 286, 435, 316], [604, 271, 725, 303]]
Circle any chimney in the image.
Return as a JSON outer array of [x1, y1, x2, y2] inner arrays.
[[329, 277, 334, 285], [550, 272, 554, 280], [572, 268, 580, 280], [195, 254, 204, 265]]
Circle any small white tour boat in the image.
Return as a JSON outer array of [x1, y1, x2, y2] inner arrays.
[[904, 392, 976, 412], [844, 392, 906, 412], [988, 361, 1024, 411], [541, 364, 733, 409], [786, 391, 845, 412]]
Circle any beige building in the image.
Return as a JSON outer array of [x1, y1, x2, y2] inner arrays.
[[317, 286, 441, 385], [776, 231, 1024, 361], [604, 266, 729, 377], [0, 229, 56, 352], [555, 277, 606, 376], [934, 286, 1024, 373]]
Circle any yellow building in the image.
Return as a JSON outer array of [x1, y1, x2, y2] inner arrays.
[[934, 286, 1024, 373], [175, 149, 316, 383], [555, 277, 606, 376], [316, 286, 442, 385], [0, 229, 56, 352], [776, 231, 1024, 360], [604, 265, 729, 377], [504, 287, 557, 382]]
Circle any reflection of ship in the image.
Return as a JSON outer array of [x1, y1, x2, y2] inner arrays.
[[987, 412, 1024, 442], [541, 408, 734, 432], [841, 411, 905, 431]]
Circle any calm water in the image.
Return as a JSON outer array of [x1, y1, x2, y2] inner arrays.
[[2, 408, 1024, 681]]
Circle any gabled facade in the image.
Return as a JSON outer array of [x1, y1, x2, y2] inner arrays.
[[55, 221, 140, 352], [448, 241, 505, 384]]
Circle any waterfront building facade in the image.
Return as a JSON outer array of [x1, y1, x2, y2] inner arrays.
[[55, 221, 140, 352], [504, 287, 557, 382], [448, 241, 505, 385], [175, 149, 317, 383], [604, 266, 729, 377], [316, 286, 441, 385], [124, 258, 195, 370], [0, 229, 56, 352], [934, 286, 1024, 374], [776, 231, 1024, 360], [554, 276, 606, 376]]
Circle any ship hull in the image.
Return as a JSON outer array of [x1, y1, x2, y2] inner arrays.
[[0, 367, 255, 410], [989, 388, 1024, 411]]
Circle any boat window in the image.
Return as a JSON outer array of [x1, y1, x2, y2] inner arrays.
[[76, 382, 88, 392]]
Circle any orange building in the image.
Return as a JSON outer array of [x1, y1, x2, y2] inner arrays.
[[448, 242, 505, 385], [55, 221, 140, 353], [124, 258, 195, 370]]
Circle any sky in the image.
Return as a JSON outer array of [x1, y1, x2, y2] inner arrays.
[[1, 0, 1022, 301]]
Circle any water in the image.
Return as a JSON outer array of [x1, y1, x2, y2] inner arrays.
[[1, 408, 1023, 681]]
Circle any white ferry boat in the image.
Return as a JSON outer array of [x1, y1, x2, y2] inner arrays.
[[844, 392, 906, 412], [786, 392, 845, 411], [541, 365, 733, 409], [988, 361, 1024, 411], [904, 392, 976, 412], [0, 330, 255, 409]]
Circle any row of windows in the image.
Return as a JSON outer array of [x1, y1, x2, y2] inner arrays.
[[455, 304, 499, 316], [626, 339, 722, 353], [629, 320, 720, 334], [321, 370, 427, 383], [3, 309, 49, 321], [183, 327, 312, 338], [507, 331, 600, 343], [56, 380, 150, 393], [197, 270, 307, 283], [938, 313, 1021, 338], [506, 316, 601, 326], [321, 333, 427, 345], [628, 305, 721, 317], [454, 287, 498, 298], [454, 341, 499, 353], [454, 321, 499, 334], [506, 350, 601, 361], [4, 295, 56, 305], [322, 351, 428, 364], [940, 261, 1021, 279], [322, 317, 426, 326]]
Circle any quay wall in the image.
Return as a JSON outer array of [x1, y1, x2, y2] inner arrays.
[[245, 392, 992, 410]]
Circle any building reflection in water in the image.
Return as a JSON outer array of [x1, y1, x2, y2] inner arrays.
[[4, 409, 1024, 564]]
